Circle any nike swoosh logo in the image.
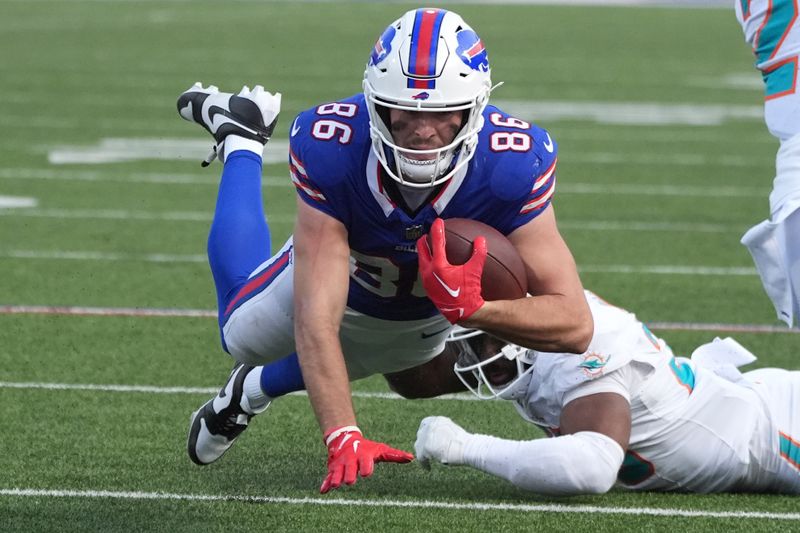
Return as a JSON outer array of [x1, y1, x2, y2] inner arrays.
[[291, 119, 301, 137], [337, 433, 352, 452], [543, 132, 554, 153], [207, 104, 258, 135], [353, 440, 360, 453], [440, 307, 465, 319], [421, 326, 450, 339], [432, 272, 460, 297]]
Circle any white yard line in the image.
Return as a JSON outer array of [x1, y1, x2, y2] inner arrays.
[[0, 305, 216, 317], [0, 208, 297, 224], [0, 304, 796, 334], [0, 167, 770, 195], [0, 196, 37, 208], [491, 100, 763, 126], [0, 381, 464, 401], [0, 250, 208, 262], [0, 208, 748, 233], [580, 265, 757, 276], [0, 168, 286, 185], [559, 182, 765, 197], [0, 249, 762, 276], [0, 488, 795, 520]]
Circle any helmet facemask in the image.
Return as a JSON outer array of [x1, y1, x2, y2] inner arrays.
[[363, 8, 492, 189], [450, 326, 534, 400]]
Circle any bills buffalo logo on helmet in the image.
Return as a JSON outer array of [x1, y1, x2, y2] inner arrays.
[[455, 29, 489, 72], [369, 25, 396, 66], [411, 92, 430, 100]]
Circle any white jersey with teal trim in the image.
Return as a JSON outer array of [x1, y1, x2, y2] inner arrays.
[[735, 0, 800, 139], [512, 291, 800, 493]]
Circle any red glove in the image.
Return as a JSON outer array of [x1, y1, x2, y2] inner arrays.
[[417, 218, 487, 324], [320, 426, 414, 494]]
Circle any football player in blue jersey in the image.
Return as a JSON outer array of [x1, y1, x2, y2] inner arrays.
[[177, 7, 592, 494]]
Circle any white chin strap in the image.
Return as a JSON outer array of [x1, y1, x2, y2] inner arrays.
[[397, 151, 455, 184]]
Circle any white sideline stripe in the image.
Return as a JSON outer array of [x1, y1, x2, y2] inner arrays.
[[0, 305, 795, 334], [0, 488, 796, 520]]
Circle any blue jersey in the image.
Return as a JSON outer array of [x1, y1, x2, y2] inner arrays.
[[289, 94, 557, 320]]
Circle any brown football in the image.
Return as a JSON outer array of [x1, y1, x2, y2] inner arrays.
[[443, 218, 528, 301]]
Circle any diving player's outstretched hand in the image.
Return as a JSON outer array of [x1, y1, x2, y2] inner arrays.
[[417, 218, 487, 324], [320, 426, 414, 494]]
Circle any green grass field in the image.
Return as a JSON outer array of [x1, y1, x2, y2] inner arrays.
[[2, 1, 799, 531]]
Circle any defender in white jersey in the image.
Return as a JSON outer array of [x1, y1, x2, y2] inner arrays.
[[177, 7, 592, 494], [735, 0, 800, 327], [415, 291, 800, 494]]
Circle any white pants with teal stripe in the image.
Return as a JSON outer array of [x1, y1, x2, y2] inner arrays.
[[744, 367, 800, 493]]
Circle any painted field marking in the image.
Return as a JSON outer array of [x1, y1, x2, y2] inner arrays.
[[0, 250, 208, 262], [580, 265, 757, 276], [0, 207, 296, 224], [0, 249, 760, 277], [0, 207, 749, 233], [0, 381, 442, 401], [0, 488, 796, 520], [0, 167, 289, 186], [47, 139, 290, 165], [0, 304, 796, 334], [491, 100, 763, 126], [0, 196, 37, 208], [559, 182, 766, 197], [0, 167, 771, 196], [41, 143, 774, 169]]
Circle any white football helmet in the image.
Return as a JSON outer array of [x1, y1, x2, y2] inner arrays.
[[450, 326, 535, 401], [363, 8, 493, 188]]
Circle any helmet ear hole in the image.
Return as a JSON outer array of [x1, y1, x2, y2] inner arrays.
[[376, 104, 392, 133], [458, 109, 470, 130]]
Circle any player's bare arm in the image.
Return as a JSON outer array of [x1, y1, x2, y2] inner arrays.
[[464, 205, 593, 353], [415, 330, 628, 495], [292, 198, 355, 432], [559, 392, 631, 452], [293, 198, 414, 493]]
